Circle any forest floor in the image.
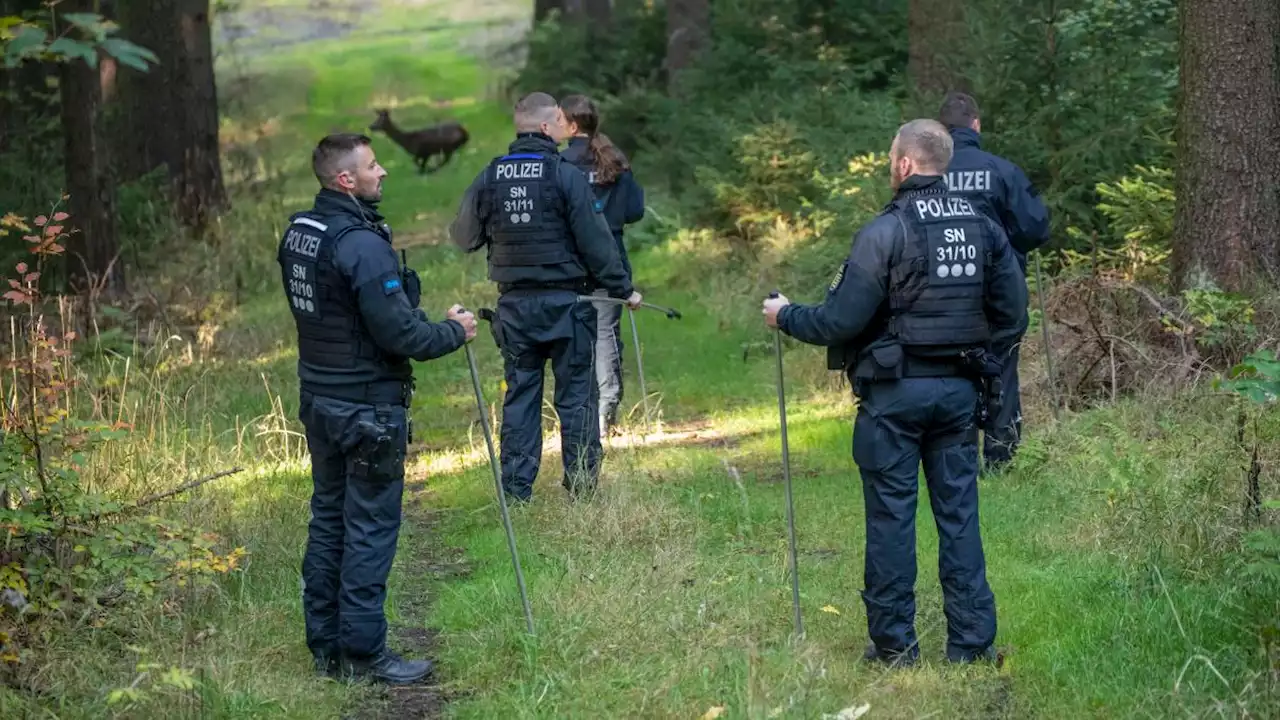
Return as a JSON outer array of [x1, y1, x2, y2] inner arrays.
[[3, 1, 1276, 718]]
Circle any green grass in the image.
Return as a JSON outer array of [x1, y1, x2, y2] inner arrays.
[[2, 1, 1277, 718]]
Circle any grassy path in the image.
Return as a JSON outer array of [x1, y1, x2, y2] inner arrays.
[[3, 2, 1272, 718]]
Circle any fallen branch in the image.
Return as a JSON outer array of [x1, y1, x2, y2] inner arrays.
[[134, 467, 244, 509]]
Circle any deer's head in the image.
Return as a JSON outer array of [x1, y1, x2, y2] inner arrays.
[[369, 109, 391, 133]]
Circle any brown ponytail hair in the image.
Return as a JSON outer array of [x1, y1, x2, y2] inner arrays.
[[560, 94, 629, 185]]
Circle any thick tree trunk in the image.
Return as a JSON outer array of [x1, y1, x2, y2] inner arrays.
[[907, 0, 968, 101], [171, 0, 226, 227], [112, 0, 226, 228], [57, 0, 122, 296], [113, 0, 168, 182], [1173, 0, 1280, 293], [665, 0, 709, 93]]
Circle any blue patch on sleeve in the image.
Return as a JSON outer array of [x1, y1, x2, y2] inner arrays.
[[383, 278, 402, 295], [592, 199, 605, 213]]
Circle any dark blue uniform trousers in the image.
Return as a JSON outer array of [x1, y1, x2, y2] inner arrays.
[[496, 289, 601, 500], [299, 392, 408, 659], [983, 340, 1022, 468], [853, 377, 997, 662]]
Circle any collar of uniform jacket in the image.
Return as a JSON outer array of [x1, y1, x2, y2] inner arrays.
[[895, 174, 948, 196], [509, 132, 560, 155], [312, 188, 386, 224], [948, 126, 982, 150]]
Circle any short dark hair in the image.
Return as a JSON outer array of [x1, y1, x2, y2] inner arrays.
[[312, 133, 371, 186], [938, 92, 981, 130]]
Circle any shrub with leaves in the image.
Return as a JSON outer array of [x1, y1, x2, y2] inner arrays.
[[2, 9, 157, 70], [0, 204, 244, 673]]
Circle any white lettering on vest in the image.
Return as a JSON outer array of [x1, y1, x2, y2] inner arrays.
[[510, 185, 528, 198], [495, 161, 545, 180], [914, 196, 977, 221], [945, 170, 992, 193], [284, 229, 322, 258]]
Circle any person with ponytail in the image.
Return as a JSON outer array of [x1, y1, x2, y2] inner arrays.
[[559, 94, 646, 437]]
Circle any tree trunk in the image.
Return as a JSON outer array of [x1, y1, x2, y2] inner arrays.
[[57, 0, 122, 296], [112, 0, 226, 228], [665, 0, 709, 93], [1173, 0, 1280, 293], [171, 0, 226, 228], [112, 0, 168, 182], [907, 0, 968, 104]]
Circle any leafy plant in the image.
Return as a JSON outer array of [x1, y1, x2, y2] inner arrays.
[[0, 204, 244, 671], [1, 10, 158, 70], [1215, 349, 1280, 405]]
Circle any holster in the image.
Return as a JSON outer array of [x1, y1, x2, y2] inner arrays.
[[351, 405, 402, 481], [958, 348, 1004, 426]]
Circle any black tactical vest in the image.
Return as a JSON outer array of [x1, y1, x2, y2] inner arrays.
[[886, 188, 993, 356], [483, 152, 573, 272], [277, 212, 388, 372]]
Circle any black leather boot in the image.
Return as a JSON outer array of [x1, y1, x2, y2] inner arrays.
[[341, 649, 434, 685], [862, 643, 918, 668]]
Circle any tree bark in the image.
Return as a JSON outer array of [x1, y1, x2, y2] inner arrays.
[[665, 0, 709, 93], [112, 0, 226, 229], [171, 0, 226, 228], [1173, 0, 1280, 293], [907, 0, 968, 102], [57, 0, 122, 296]]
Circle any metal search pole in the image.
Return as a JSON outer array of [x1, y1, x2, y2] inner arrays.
[[628, 307, 652, 433], [1033, 251, 1060, 420], [768, 291, 804, 640], [464, 338, 535, 636]]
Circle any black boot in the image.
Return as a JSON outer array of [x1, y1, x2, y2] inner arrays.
[[862, 643, 918, 668], [947, 645, 1001, 666], [342, 649, 434, 685], [313, 651, 341, 679]]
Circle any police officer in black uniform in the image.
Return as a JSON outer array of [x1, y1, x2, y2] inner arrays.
[[763, 119, 1027, 666], [280, 133, 478, 685], [449, 92, 640, 502], [939, 92, 1051, 472]]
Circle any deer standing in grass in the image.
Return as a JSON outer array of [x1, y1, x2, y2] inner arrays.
[[369, 109, 470, 175]]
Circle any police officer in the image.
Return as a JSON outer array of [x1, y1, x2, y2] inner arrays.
[[939, 92, 1051, 472], [449, 92, 640, 502], [280, 132, 478, 685], [762, 119, 1026, 666], [558, 94, 647, 437]]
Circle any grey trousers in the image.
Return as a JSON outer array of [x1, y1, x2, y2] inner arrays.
[[591, 289, 624, 434]]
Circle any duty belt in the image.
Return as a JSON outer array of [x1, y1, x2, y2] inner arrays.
[[497, 279, 591, 295], [301, 380, 414, 407]]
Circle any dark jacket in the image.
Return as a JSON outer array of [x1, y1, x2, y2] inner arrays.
[[778, 175, 1027, 363], [560, 136, 645, 275], [449, 132, 634, 298], [291, 189, 467, 393], [945, 127, 1051, 269]]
